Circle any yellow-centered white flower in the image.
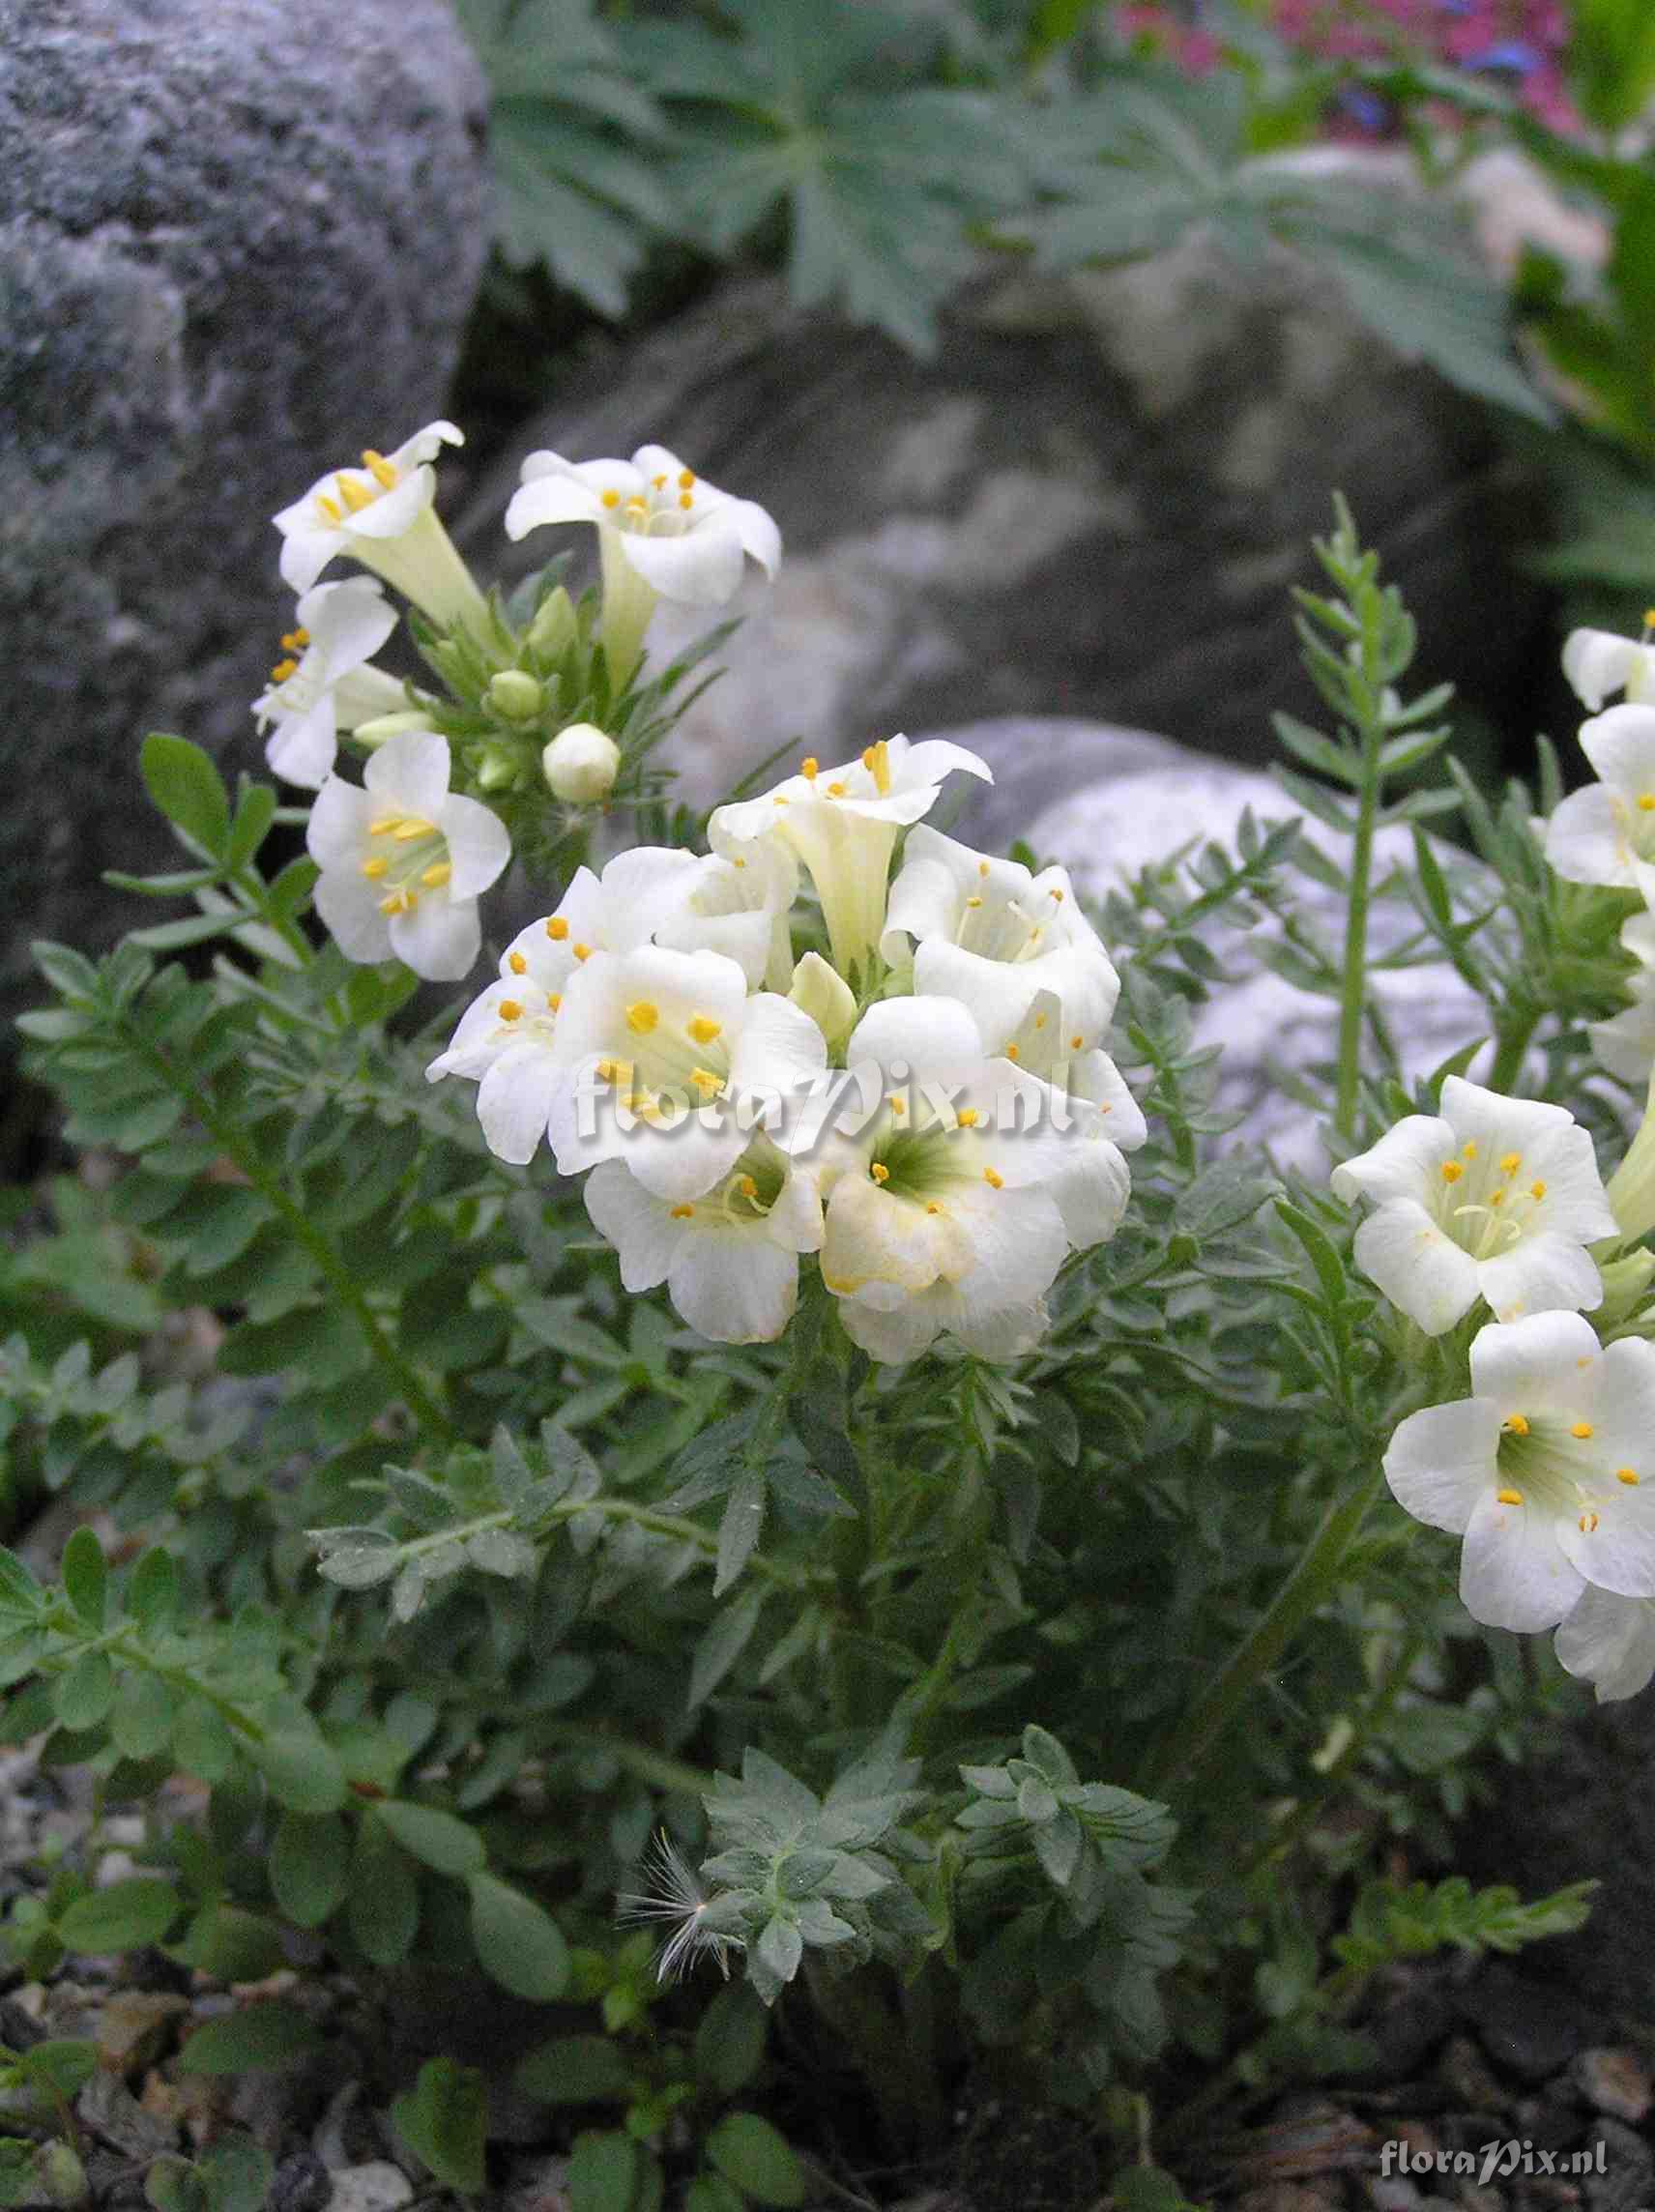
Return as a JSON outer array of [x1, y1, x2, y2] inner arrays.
[[1563, 620, 1655, 713], [307, 729, 509, 981], [252, 577, 407, 789], [710, 737, 993, 981], [1544, 703, 1655, 895], [505, 443, 780, 687], [584, 1137, 824, 1345], [1554, 1583, 1655, 1703], [1330, 1076, 1616, 1335], [1384, 1311, 1655, 1631], [274, 422, 488, 635]]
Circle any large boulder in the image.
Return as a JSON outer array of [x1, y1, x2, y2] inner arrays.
[[459, 237, 1549, 815], [1, 0, 489, 1032]]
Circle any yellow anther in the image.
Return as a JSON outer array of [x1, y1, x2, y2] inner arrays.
[[1049, 887, 1064, 902], [670, 1204, 695, 1220], [731, 857, 746, 869], [983, 1166, 1004, 1190], [625, 1001, 659, 1035], [653, 474, 667, 489], [1529, 1179, 1547, 1200], [679, 470, 695, 490], [601, 489, 621, 509], [828, 781, 847, 797], [926, 1202, 942, 1215], [1440, 1160, 1464, 1183], [547, 993, 561, 1012], [1580, 1510, 1600, 1534], [316, 494, 342, 524], [1620, 1468, 1640, 1486], [966, 895, 983, 909], [369, 815, 401, 835], [1640, 795, 1655, 812], [573, 942, 592, 961], [1496, 1488, 1524, 1506], [689, 1067, 722, 1092], [680, 491, 693, 509], [772, 795, 789, 807], [508, 951, 527, 975], [1462, 1140, 1478, 1159], [800, 757, 819, 779], [688, 1016, 721, 1044], [1069, 1033, 1083, 1051], [280, 628, 310, 651], [595, 1059, 619, 1082], [498, 1001, 523, 1023], [1645, 608, 1655, 629], [362, 449, 398, 489], [1504, 1413, 1529, 1435], [1489, 1188, 1505, 1208], [978, 860, 991, 878], [392, 816, 433, 841], [379, 889, 417, 916], [625, 496, 648, 514], [861, 740, 892, 796], [1005, 1043, 1020, 1062], [888, 1094, 907, 1115], [360, 857, 388, 879], [338, 471, 375, 513], [738, 1176, 758, 1200], [1034, 1012, 1047, 1030], [421, 860, 451, 888], [1500, 1152, 1522, 1175], [547, 917, 569, 940], [956, 1108, 980, 1127], [1572, 1420, 1595, 1439], [870, 1162, 890, 1183], [270, 656, 299, 683]]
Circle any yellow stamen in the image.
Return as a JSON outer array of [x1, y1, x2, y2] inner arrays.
[[653, 475, 667, 490], [1069, 1033, 1083, 1051], [547, 917, 569, 941], [270, 656, 299, 683], [1462, 1140, 1478, 1159], [1572, 1421, 1595, 1439], [828, 781, 847, 798], [688, 1016, 721, 1045], [379, 889, 417, 916], [1504, 1413, 1529, 1435], [888, 1094, 907, 1115], [421, 860, 451, 888], [1619, 1468, 1640, 1486], [1529, 1180, 1547, 1200], [772, 795, 789, 807], [1580, 1510, 1600, 1533], [738, 1177, 758, 1200], [316, 494, 342, 524], [926, 1202, 942, 1215], [983, 1166, 1003, 1189], [337, 472, 374, 513], [625, 496, 648, 515], [1439, 1160, 1463, 1183], [860, 740, 892, 797], [1034, 1012, 1047, 1030], [369, 815, 400, 836], [595, 1059, 620, 1082], [978, 860, 991, 878], [362, 449, 398, 489], [966, 895, 983, 909], [601, 489, 621, 509], [956, 1108, 979, 1127], [508, 952, 527, 975], [392, 817, 433, 841], [679, 470, 695, 490], [499, 1001, 523, 1023], [1005, 1044, 1020, 1062], [1500, 1152, 1522, 1175], [690, 1067, 722, 1093], [670, 1204, 695, 1219], [680, 491, 693, 509], [573, 943, 592, 961], [1489, 1188, 1505, 1208], [360, 857, 388, 879], [280, 628, 310, 651], [1496, 1488, 1524, 1506], [800, 757, 819, 780], [870, 1162, 890, 1184], [626, 1001, 659, 1035], [1049, 887, 1064, 902], [1640, 795, 1655, 812], [547, 993, 561, 1012]]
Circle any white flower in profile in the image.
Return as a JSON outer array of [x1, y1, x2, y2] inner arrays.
[[547, 945, 828, 1203], [882, 826, 1120, 1061], [1329, 1076, 1617, 1335], [274, 422, 489, 635], [1563, 620, 1655, 713], [252, 577, 408, 788], [1544, 704, 1655, 893], [307, 730, 510, 980], [1591, 908, 1655, 1085], [1384, 1311, 1655, 1631], [710, 738, 993, 981], [505, 443, 780, 686], [1554, 1584, 1655, 1703], [585, 1137, 823, 1344]]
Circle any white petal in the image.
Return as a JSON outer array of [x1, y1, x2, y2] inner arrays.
[[1476, 1231, 1603, 1324], [624, 1116, 746, 1205], [946, 1296, 1052, 1361], [670, 1233, 798, 1343], [1545, 783, 1638, 888], [891, 737, 994, 791], [846, 996, 985, 1077], [441, 792, 512, 899], [505, 474, 607, 538], [305, 776, 377, 871], [834, 1292, 943, 1365], [583, 1162, 680, 1292], [363, 728, 452, 818], [1048, 1138, 1131, 1249], [1383, 1398, 1502, 1533], [1579, 702, 1655, 798], [277, 524, 340, 596], [389, 894, 480, 980], [313, 866, 393, 964], [344, 469, 433, 542], [1073, 1053, 1148, 1151], [726, 495, 781, 578], [1330, 1114, 1454, 1207], [1438, 1074, 1582, 1157], [425, 983, 523, 1082], [476, 1042, 560, 1165], [1554, 1585, 1655, 1702], [1592, 995, 1655, 1085], [1352, 1201, 1481, 1334], [265, 696, 337, 788], [1563, 628, 1644, 712], [621, 518, 746, 607], [1460, 1485, 1584, 1632], [304, 574, 398, 668], [1466, 1309, 1603, 1404], [391, 420, 464, 469], [949, 1182, 1069, 1312], [726, 993, 828, 1107]]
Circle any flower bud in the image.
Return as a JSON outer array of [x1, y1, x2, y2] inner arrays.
[[352, 710, 434, 750], [487, 669, 545, 721], [527, 585, 577, 656], [474, 743, 519, 792], [788, 951, 857, 1055], [1599, 1246, 1655, 1330], [542, 723, 620, 804]]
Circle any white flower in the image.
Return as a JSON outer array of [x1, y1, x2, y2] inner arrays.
[[505, 443, 780, 686], [807, 997, 1130, 1365], [307, 730, 510, 980], [1591, 908, 1655, 1085], [1544, 704, 1655, 893], [1330, 1076, 1617, 1335], [1383, 1311, 1655, 1631], [274, 422, 488, 635], [1554, 1583, 1655, 1703], [546, 945, 828, 1204], [710, 737, 993, 980], [252, 577, 406, 788], [881, 826, 1120, 1060], [542, 723, 621, 804], [650, 844, 798, 994], [1563, 624, 1655, 713], [585, 1137, 823, 1344]]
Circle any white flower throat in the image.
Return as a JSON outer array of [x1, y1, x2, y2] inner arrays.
[[359, 810, 451, 918], [1495, 1409, 1640, 1532], [951, 865, 1063, 964], [595, 998, 730, 1118], [313, 447, 402, 527], [1435, 1141, 1550, 1259], [601, 467, 701, 538]]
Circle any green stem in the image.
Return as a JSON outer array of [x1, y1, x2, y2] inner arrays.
[[1144, 1457, 1388, 1795], [1334, 716, 1383, 1144]]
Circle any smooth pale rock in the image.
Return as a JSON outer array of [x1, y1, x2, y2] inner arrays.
[[941, 717, 1493, 1167], [461, 220, 1548, 816], [0, 0, 489, 1024], [325, 2162, 414, 2212]]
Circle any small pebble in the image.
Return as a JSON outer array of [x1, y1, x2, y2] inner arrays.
[[1571, 2047, 1652, 2125], [327, 2161, 415, 2212]]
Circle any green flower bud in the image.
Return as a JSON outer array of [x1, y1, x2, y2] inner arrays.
[[353, 710, 434, 750], [542, 723, 621, 804], [527, 585, 578, 656], [475, 743, 519, 792], [787, 951, 857, 1056], [487, 669, 545, 721]]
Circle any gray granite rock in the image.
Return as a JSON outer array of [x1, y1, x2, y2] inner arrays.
[[459, 220, 1545, 815], [1, 0, 489, 1022], [941, 717, 1493, 1168]]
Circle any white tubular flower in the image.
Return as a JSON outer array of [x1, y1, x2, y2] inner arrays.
[[710, 738, 993, 981], [1563, 623, 1655, 713], [274, 422, 489, 635], [881, 827, 1120, 1059], [584, 1138, 823, 1344], [307, 730, 510, 980], [546, 945, 828, 1204], [252, 577, 405, 788], [505, 443, 780, 686], [1329, 1076, 1617, 1335], [1554, 1584, 1655, 1703], [809, 997, 1121, 1365], [1544, 704, 1655, 892], [542, 723, 621, 804], [1591, 909, 1655, 1085], [1383, 1311, 1655, 1631], [651, 845, 799, 994]]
